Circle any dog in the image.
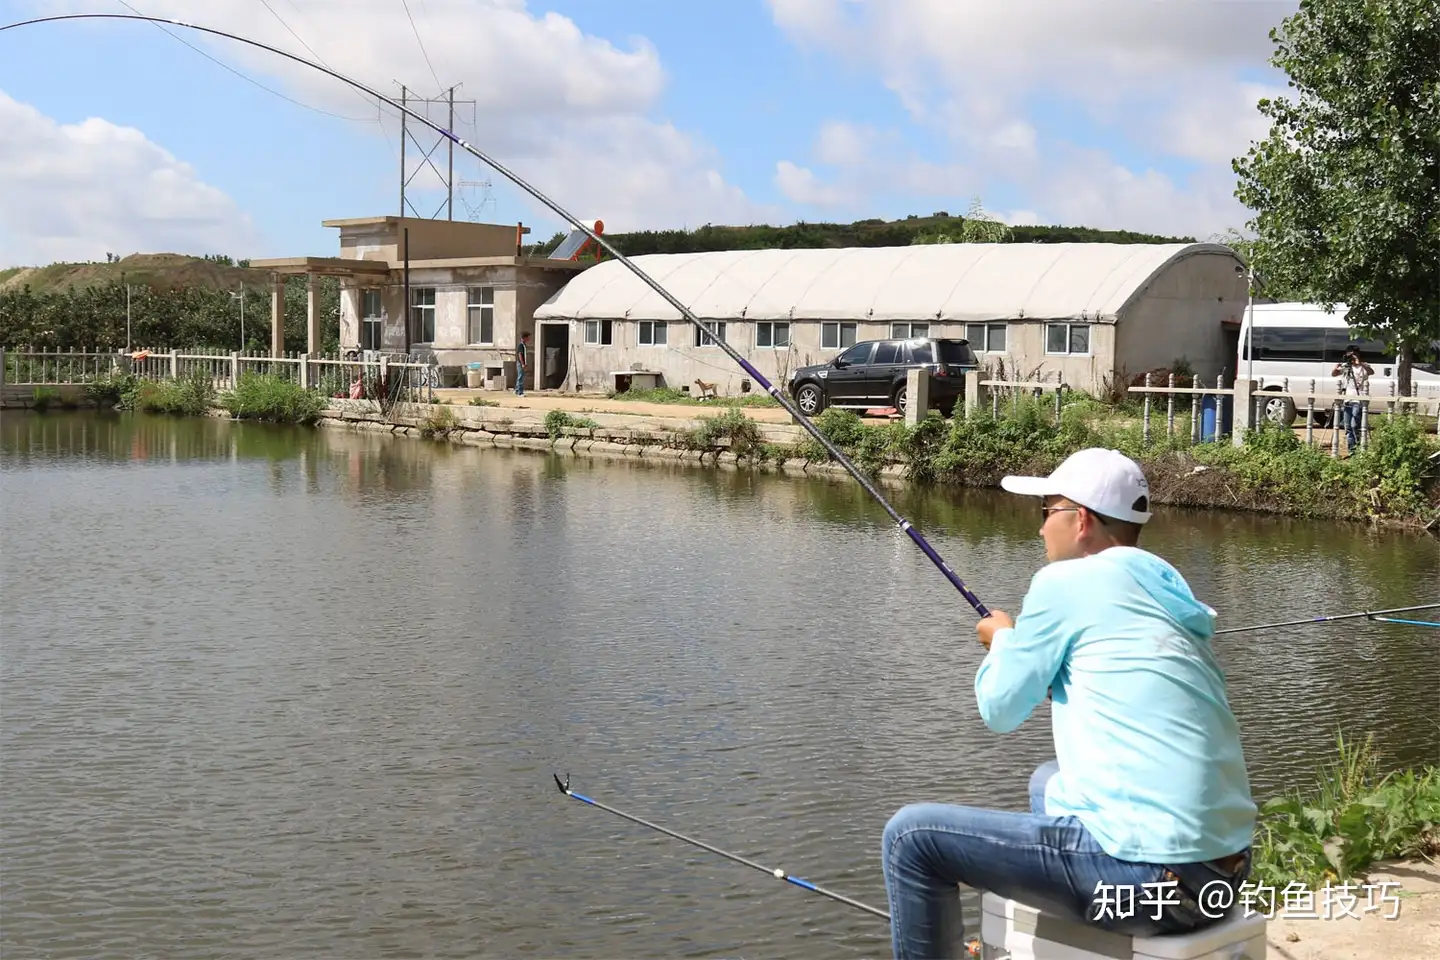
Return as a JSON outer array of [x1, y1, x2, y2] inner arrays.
[[694, 378, 719, 400]]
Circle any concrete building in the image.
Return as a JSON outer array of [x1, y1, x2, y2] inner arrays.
[[252, 217, 590, 389], [532, 242, 1250, 397]]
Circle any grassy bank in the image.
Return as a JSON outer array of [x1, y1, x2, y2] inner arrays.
[[1252, 733, 1439, 907], [769, 398, 1440, 526], [80, 370, 324, 424]]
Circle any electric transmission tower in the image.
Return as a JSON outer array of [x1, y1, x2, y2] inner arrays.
[[397, 82, 477, 219]]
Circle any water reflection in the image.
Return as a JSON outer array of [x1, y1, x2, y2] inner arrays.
[[1, 411, 1436, 960]]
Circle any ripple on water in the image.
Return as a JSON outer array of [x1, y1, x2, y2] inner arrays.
[[2, 413, 1436, 958]]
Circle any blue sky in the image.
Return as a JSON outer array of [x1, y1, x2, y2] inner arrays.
[[0, 1, 1298, 266]]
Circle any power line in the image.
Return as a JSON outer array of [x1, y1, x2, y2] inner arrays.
[[398, 0, 443, 94], [117, 0, 376, 123], [253, 0, 401, 163]]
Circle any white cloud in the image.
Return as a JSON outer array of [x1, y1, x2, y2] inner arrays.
[[0, 91, 261, 266], [774, 160, 857, 207], [26, 0, 772, 235], [767, 0, 1299, 237]]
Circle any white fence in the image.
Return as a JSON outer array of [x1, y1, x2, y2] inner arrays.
[[972, 372, 1438, 457], [1, 347, 442, 405]]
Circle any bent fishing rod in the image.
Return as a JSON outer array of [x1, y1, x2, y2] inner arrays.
[[0, 12, 991, 621], [554, 775, 890, 921], [1214, 601, 1440, 635]]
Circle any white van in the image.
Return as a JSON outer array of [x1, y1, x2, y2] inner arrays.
[[1237, 301, 1440, 426]]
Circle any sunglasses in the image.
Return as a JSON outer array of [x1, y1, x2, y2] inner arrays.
[[1040, 503, 1109, 525]]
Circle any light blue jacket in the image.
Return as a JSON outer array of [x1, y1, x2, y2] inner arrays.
[[975, 546, 1256, 864]]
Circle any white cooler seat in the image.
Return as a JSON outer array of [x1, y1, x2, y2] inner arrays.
[[979, 892, 1266, 960]]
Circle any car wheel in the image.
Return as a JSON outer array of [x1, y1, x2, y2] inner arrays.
[[893, 384, 908, 413], [1262, 392, 1296, 427], [796, 382, 824, 416]]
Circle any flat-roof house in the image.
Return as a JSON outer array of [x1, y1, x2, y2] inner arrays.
[[252, 216, 591, 389], [532, 242, 1250, 397]]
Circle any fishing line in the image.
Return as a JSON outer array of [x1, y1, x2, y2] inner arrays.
[[1214, 602, 1440, 635], [0, 12, 991, 621]]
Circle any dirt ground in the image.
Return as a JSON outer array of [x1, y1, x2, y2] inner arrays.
[[433, 387, 905, 425], [1263, 859, 1440, 959]]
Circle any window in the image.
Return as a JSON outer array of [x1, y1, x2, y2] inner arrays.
[[409, 287, 436, 344], [822, 322, 857, 350], [638, 320, 668, 346], [873, 341, 902, 364], [836, 342, 873, 366], [1045, 322, 1090, 355], [467, 287, 494, 344], [360, 289, 383, 350], [936, 341, 974, 364], [584, 319, 614, 345], [965, 323, 1008, 353], [756, 321, 791, 348], [694, 322, 726, 347], [907, 341, 934, 364], [891, 322, 929, 339]]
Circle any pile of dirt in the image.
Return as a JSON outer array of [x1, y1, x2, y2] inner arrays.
[[0, 254, 268, 295]]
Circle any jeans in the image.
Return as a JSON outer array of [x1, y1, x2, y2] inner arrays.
[[881, 761, 1250, 959], [1341, 401, 1362, 451], [516, 363, 525, 396]]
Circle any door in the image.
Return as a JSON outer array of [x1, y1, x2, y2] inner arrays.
[[864, 339, 908, 403], [541, 322, 570, 389], [825, 341, 875, 404]]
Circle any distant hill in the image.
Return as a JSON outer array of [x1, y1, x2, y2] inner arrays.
[[524, 214, 1197, 258], [0, 253, 268, 296]]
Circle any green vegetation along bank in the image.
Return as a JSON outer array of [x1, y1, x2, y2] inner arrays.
[[24, 372, 1440, 529]]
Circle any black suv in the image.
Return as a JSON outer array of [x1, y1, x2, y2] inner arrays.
[[788, 337, 977, 417]]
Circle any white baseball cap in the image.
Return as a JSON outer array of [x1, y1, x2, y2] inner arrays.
[[1000, 448, 1152, 524]]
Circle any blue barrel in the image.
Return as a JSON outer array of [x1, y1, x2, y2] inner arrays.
[[1200, 395, 1233, 441]]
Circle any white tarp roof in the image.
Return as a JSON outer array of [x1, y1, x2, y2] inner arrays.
[[534, 242, 1239, 323]]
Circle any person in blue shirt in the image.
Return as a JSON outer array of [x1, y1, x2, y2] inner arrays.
[[881, 448, 1256, 959]]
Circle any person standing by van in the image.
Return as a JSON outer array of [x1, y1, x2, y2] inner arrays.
[[1331, 345, 1373, 454]]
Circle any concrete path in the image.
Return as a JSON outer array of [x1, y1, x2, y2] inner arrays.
[[1263, 859, 1440, 959]]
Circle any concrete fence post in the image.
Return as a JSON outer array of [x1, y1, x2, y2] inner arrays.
[[0, 347, 6, 390], [299, 354, 310, 391], [230, 352, 241, 390], [1232, 378, 1256, 447], [905, 368, 929, 425], [1166, 372, 1176, 439], [964, 370, 981, 420], [1142, 372, 1152, 445], [169, 349, 179, 379]]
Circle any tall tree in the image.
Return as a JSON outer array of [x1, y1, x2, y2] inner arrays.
[[1232, 0, 1440, 395]]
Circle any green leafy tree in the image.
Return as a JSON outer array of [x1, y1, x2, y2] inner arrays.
[[1232, 0, 1440, 394]]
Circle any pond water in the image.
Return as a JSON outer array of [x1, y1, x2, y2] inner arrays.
[[2, 411, 1436, 959]]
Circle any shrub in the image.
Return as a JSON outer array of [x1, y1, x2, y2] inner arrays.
[[85, 371, 140, 409], [681, 406, 765, 455], [31, 386, 60, 412], [544, 409, 600, 439], [221, 372, 325, 424], [1250, 732, 1440, 909], [132, 368, 215, 417]]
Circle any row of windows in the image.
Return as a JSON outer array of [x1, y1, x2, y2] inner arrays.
[[361, 292, 1088, 358], [1241, 327, 1391, 364], [582, 319, 1087, 356], [359, 286, 496, 349]]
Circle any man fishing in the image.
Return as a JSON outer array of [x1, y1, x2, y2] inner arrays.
[[881, 447, 1256, 960]]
